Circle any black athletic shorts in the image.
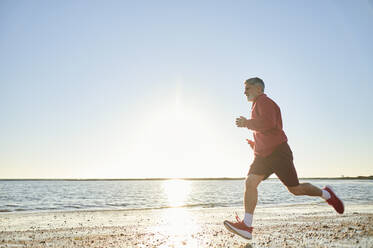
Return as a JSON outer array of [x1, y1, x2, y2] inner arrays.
[[248, 142, 300, 187]]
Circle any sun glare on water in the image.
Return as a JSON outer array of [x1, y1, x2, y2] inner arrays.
[[163, 179, 191, 207]]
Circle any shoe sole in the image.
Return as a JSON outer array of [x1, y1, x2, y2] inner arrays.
[[223, 221, 252, 240], [325, 185, 345, 214]]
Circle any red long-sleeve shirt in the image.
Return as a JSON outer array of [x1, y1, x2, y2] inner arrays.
[[246, 94, 288, 157]]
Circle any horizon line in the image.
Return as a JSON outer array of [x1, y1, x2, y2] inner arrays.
[[0, 176, 372, 181]]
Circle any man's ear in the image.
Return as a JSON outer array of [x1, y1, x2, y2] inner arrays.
[[255, 84, 262, 93]]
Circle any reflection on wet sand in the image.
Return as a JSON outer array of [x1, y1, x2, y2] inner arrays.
[[154, 208, 200, 247], [150, 180, 201, 247], [148, 179, 251, 247]]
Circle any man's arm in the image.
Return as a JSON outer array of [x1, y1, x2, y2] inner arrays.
[[236, 99, 277, 132]]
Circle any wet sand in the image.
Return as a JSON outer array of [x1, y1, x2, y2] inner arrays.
[[0, 203, 372, 248]]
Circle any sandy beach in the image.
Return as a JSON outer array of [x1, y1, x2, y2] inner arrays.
[[0, 203, 372, 248]]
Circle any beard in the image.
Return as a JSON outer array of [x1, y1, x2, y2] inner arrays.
[[246, 94, 254, 102]]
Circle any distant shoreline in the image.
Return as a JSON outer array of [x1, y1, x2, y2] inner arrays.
[[0, 176, 372, 181]]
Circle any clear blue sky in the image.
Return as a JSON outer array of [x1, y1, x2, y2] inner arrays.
[[1, 1, 372, 178]]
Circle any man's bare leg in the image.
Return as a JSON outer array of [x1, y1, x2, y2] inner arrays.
[[223, 175, 264, 239], [287, 183, 322, 196], [244, 174, 266, 214], [287, 182, 345, 214]]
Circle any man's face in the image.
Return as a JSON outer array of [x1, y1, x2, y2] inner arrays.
[[244, 83, 260, 102]]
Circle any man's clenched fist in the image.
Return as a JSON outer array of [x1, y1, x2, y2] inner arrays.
[[236, 116, 249, 128]]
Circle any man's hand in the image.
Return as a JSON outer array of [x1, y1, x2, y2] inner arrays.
[[236, 116, 249, 128], [246, 139, 254, 149]]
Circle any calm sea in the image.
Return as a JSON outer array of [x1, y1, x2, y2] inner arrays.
[[0, 179, 372, 213]]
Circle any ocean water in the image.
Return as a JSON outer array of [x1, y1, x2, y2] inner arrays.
[[0, 179, 372, 213]]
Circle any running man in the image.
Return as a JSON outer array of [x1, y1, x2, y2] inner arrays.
[[223, 77, 344, 240]]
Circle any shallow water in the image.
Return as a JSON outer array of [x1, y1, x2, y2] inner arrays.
[[0, 179, 372, 213]]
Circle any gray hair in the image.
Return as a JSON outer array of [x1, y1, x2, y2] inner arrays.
[[245, 77, 265, 92]]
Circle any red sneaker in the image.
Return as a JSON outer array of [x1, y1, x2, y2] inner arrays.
[[324, 185, 344, 214], [223, 214, 253, 240]]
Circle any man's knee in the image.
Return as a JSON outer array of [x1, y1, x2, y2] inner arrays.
[[287, 184, 304, 196], [245, 174, 263, 189]]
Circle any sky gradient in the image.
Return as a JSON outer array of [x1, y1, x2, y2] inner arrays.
[[1, 1, 373, 179]]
